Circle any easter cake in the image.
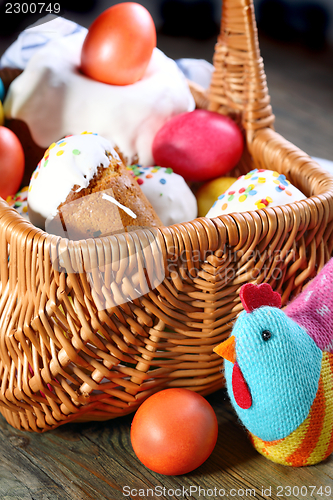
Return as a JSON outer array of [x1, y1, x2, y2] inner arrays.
[[1, 16, 195, 181], [206, 169, 307, 217], [28, 133, 162, 240], [127, 165, 198, 226]]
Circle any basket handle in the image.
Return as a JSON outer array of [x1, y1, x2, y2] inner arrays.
[[208, 0, 274, 143]]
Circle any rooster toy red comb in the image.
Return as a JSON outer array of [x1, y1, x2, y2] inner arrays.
[[240, 283, 282, 312]]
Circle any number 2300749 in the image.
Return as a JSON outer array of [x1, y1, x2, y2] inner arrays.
[[5, 3, 60, 14], [277, 485, 332, 497]]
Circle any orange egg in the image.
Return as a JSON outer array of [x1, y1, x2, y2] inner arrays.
[[131, 388, 218, 475], [81, 2, 156, 86]]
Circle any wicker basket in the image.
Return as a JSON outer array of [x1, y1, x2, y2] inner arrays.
[[1, 0, 333, 433]]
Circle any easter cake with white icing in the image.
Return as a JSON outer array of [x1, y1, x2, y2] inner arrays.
[[2, 17, 195, 180], [206, 169, 307, 217], [28, 133, 162, 240], [127, 165, 198, 226]]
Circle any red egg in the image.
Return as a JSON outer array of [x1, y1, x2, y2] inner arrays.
[[81, 2, 156, 86], [0, 126, 25, 199], [130, 388, 218, 475], [152, 109, 244, 182]]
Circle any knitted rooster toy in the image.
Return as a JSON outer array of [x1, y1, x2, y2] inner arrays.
[[214, 259, 333, 466]]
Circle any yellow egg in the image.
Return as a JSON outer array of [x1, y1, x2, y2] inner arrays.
[[196, 176, 237, 217], [0, 101, 4, 127]]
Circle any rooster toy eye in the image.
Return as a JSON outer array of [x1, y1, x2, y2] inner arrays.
[[261, 330, 272, 341]]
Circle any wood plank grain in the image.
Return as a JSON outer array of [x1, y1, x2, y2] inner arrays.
[[1, 390, 333, 500]]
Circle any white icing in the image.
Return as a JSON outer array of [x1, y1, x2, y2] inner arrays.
[[127, 165, 197, 225], [102, 193, 137, 219], [206, 169, 307, 217], [4, 29, 195, 165], [28, 133, 118, 229]]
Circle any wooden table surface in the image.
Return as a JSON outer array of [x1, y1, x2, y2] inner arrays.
[[1, 389, 333, 500], [1, 33, 333, 500]]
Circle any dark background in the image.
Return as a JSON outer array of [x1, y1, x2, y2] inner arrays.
[[0, 0, 332, 160]]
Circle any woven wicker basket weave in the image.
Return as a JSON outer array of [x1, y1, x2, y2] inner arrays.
[[1, 0, 333, 433]]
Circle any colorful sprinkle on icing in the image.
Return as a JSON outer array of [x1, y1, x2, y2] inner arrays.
[[160, 178, 166, 185], [7, 187, 29, 218], [258, 177, 266, 184], [239, 187, 246, 194], [239, 195, 247, 202], [248, 190, 257, 196], [228, 190, 235, 195], [146, 174, 153, 179], [49, 143, 56, 149], [56, 150, 64, 156], [165, 168, 173, 174], [222, 203, 228, 210], [228, 195, 234, 202], [245, 184, 255, 193], [266, 197, 273, 203], [218, 194, 225, 200], [72, 149, 80, 155], [44, 160, 48, 167], [137, 178, 144, 185], [285, 190, 292, 196]]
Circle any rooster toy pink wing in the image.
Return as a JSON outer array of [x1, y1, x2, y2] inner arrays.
[[214, 259, 333, 466]]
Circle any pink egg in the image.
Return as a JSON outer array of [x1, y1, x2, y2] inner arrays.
[[152, 109, 244, 182]]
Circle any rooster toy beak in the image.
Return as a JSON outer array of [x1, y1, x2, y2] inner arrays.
[[213, 335, 236, 364], [214, 335, 252, 410]]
